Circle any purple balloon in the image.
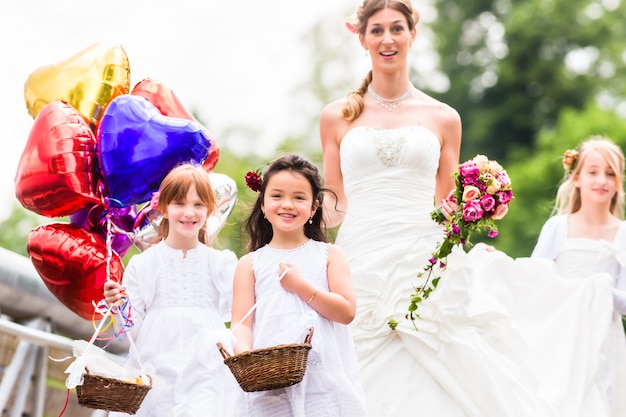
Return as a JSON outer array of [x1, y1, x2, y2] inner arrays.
[[69, 203, 136, 256], [97, 95, 210, 207]]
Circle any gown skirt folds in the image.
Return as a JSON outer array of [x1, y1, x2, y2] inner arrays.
[[335, 126, 624, 417]]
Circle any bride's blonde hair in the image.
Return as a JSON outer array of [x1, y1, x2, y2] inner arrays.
[[342, 0, 420, 122], [553, 135, 625, 219]]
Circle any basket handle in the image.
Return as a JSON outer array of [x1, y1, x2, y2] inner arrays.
[[304, 327, 314, 345], [216, 343, 231, 360]]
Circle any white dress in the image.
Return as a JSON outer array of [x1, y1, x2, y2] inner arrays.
[[531, 214, 626, 416], [334, 126, 624, 417], [241, 239, 367, 417], [109, 241, 239, 417]]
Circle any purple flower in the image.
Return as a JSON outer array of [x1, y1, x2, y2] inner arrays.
[[487, 229, 499, 238], [451, 224, 460, 235]]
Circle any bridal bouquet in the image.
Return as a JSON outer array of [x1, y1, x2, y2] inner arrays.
[[393, 155, 514, 329]]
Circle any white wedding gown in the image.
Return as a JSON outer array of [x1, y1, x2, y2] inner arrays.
[[334, 126, 626, 417]]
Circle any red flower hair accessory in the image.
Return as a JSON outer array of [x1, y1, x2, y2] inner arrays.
[[245, 171, 262, 192]]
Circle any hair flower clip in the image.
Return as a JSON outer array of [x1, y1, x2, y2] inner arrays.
[[245, 171, 263, 192], [562, 149, 579, 176], [345, 12, 360, 34]]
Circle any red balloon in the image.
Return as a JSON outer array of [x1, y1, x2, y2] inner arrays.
[[15, 100, 101, 217], [27, 223, 124, 320], [131, 78, 220, 172]]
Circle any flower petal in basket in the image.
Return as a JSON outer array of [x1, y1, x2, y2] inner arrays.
[[218, 327, 314, 392]]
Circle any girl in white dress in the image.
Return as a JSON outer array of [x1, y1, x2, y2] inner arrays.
[[231, 153, 367, 416], [103, 164, 239, 417], [531, 136, 626, 416]]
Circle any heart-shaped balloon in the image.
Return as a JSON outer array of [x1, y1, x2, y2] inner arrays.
[[69, 203, 136, 257], [130, 203, 162, 251], [27, 223, 124, 321], [131, 78, 220, 172], [24, 42, 130, 130], [97, 94, 211, 208], [15, 100, 101, 217], [207, 173, 238, 243]]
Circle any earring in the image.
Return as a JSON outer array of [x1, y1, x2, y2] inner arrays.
[[364, 49, 369, 57], [308, 216, 313, 224]]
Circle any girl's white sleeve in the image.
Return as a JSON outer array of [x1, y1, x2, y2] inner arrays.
[[122, 253, 155, 339], [531, 215, 565, 260], [612, 222, 626, 315]]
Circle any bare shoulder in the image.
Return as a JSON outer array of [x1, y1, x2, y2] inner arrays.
[[326, 242, 348, 259], [418, 92, 461, 126], [236, 253, 253, 269], [320, 98, 351, 146], [320, 98, 347, 125]]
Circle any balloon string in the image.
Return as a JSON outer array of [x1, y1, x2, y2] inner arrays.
[[57, 388, 70, 417], [105, 211, 112, 283]]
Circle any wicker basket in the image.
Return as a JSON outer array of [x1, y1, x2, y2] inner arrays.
[[76, 370, 152, 414], [217, 327, 314, 392]]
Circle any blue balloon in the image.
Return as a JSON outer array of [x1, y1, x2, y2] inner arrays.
[[97, 95, 210, 207]]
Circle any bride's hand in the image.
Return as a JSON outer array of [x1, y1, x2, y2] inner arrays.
[[439, 193, 459, 222]]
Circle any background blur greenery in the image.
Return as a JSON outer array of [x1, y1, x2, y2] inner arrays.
[[2, 0, 626, 262]]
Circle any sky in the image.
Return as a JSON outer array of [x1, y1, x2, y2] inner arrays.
[[0, 0, 362, 221]]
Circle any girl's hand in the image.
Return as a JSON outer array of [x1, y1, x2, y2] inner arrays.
[[103, 281, 127, 306], [278, 262, 302, 294]]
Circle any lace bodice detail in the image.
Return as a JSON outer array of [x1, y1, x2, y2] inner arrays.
[[153, 244, 218, 309]]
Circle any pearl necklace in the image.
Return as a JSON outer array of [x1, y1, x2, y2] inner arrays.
[[367, 84, 413, 112]]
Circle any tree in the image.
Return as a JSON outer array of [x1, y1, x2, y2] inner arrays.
[[427, 0, 626, 161]]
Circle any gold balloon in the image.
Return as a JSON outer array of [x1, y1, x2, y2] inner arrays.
[[24, 42, 131, 130]]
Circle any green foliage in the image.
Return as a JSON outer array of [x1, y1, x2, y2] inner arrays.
[[429, 0, 626, 161], [0, 203, 48, 256]]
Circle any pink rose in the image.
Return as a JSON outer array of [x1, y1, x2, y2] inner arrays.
[[479, 194, 496, 212], [497, 171, 511, 187], [486, 179, 502, 195], [492, 203, 509, 220], [462, 200, 483, 222], [496, 190, 513, 205], [459, 161, 480, 179], [462, 185, 481, 201]]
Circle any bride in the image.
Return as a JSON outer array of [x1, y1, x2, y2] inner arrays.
[[319, 1, 622, 416]]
